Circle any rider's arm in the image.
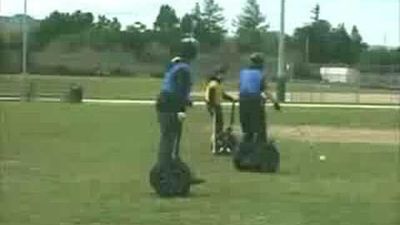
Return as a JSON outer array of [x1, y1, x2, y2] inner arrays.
[[222, 92, 236, 102], [175, 68, 192, 112], [261, 77, 277, 103]]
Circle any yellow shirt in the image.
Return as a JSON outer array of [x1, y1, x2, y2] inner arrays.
[[205, 80, 223, 105]]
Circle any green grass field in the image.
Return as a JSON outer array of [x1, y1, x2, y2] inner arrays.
[[0, 102, 399, 225], [0, 74, 396, 100]]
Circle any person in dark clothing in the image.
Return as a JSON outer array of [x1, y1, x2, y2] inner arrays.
[[155, 37, 205, 185], [204, 65, 237, 153], [239, 53, 281, 143]]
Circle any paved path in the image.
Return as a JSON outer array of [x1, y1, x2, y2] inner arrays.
[[1, 97, 399, 109], [192, 91, 400, 105]]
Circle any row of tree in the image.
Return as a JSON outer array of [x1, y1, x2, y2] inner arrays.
[[291, 4, 367, 65], [2, 0, 399, 67]]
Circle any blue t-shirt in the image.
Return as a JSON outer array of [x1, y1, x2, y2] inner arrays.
[[161, 62, 191, 99], [157, 62, 192, 112], [239, 67, 265, 97]]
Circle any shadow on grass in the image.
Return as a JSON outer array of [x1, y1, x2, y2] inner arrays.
[[147, 191, 212, 200]]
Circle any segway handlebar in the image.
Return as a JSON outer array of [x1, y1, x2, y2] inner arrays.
[[229, 102, 236, 127]]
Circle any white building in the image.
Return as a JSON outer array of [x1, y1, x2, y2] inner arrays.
[[320, 67, 360, 84]]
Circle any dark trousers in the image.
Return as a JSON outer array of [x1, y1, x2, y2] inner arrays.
[[239, 97, 266, 143], [207, 104, 224, 136], [157, 112, 182, 168]]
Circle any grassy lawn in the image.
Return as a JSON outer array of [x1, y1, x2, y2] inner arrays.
[[0, 75, 162, 100], [0, 75, 396, 100], [269, 107, 400, 129], [0, 103, 399, 225]]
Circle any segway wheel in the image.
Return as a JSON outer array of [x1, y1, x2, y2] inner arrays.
[[233, 141, 246, 170], [233, 141, 259, 171], [212, 135, 231, 156], [149, 160, 192, 197], [259, 140, 280, 173], [222, 133, 238, 155]]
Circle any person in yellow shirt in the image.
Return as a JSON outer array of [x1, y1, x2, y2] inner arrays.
[[204, 65, 237, 154]]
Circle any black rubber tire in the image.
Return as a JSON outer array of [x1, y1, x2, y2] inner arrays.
[[233, 141, 259, 171], [234, 140, 280, 173], [225, 134, 238, 154], [259, 141, 280, 173], [213, 133, 238, 156], [149, 160, 192, 197]]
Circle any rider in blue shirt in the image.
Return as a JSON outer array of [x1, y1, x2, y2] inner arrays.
[[155, 37, 204, 185], [239, 53, 281, 143]]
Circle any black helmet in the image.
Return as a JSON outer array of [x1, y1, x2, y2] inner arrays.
[[250, 52, 265, 66], [208, 64, 228, 83], [208, 74, 222, 83], [214, 64, 229, 74], [177, 36, 199, 61]]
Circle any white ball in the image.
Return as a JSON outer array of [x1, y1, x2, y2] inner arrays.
[[319, 155, 326, 161]]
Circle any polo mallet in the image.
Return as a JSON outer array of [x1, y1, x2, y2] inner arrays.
[[173, 118, 184, 159], [219, 102, 238, 155], [228, 102, 236, 131], [211, 110, 217, 154], [224, 102, 237, 153]]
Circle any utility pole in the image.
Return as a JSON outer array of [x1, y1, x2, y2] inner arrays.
[[22, 0, 28, 74], [277, 0, 286, 102], [305, 36, 310, 64], [191, 19, 198, 38]]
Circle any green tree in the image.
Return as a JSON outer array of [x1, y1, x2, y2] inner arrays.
[[0, 30, 4, 71], [154, 5, 179, 32], [350, 26, 362, 43], [153, 5, 180, 49], [349, 25, 365, 64], [261, 31, 279, 56], [89, 15, 122, 49], [360, 49, 400, 67], [235, 0, 268, 52], [311, 4, 320, 22], [123, 22, 152, 58], [293, 21, 364, 65], [192, 2, 203, 36], [94, 16, 121, 31], [180, 1, 226, 48], [182, 3, 204, 39], [35, 10, 94, 47], [292, 4, 366, 65], [328, 24, 352, 64], [181, 14, 194, 34], [200, 0, 226, 47], [293, 20, 332, 63]]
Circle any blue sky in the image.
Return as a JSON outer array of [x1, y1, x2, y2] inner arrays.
[[1, 0, 399, 47]]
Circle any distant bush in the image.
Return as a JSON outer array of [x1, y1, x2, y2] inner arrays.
[[293, 63, 322, 80], [293, 63, 311, 79], [149, 72, 164, 79], [29, 65, 95, 76]]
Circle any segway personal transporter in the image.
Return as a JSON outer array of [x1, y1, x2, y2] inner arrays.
[[233, 103, 280, 173], [211, 102, 238, 156], [149, 119, 193, 197]]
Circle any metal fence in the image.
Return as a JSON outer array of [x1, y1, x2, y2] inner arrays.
[[1, 73, 399, 105]]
